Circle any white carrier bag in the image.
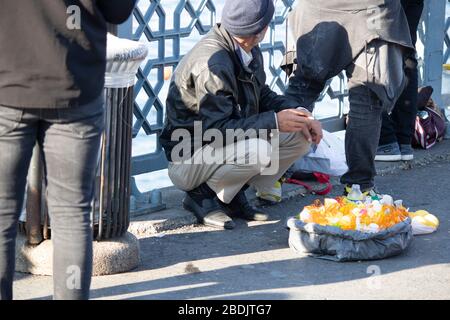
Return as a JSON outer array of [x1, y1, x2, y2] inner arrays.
[[292, 130, 348, 176]]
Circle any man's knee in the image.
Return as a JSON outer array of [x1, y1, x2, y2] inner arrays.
[[167, 163, 198, 191], [232, 138, 273, 170], [279, 132, 311, 155]]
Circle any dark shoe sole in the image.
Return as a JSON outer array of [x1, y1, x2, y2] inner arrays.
[[225, 206, 270, 222]]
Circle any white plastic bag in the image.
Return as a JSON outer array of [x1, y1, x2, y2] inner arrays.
[[409, 210, 439, 235], [292, 130, 348, 176]]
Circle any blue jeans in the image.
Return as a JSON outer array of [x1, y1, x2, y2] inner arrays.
[[0, 96, 104, 300]]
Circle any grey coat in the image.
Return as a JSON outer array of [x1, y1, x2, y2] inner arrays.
[[287, 0, 414, 83]]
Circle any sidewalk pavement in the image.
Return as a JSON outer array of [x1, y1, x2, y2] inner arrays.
[[13, 140, 450, 300]]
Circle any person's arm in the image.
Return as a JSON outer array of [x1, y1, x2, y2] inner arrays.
[[254, 46, 306, 113], [259, 83, 304, 113], [196, 64, 278, 135], [195, 64, 318, 142], [97, 0, 137, 24]]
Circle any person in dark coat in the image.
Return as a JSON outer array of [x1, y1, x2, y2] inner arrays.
[[0, 0, 136, 300], [284, 0, 414, 194]]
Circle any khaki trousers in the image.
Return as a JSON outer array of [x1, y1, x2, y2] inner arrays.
[[168, 131, 310, 204]]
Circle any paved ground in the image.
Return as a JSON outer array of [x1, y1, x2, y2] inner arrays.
[[13, 144, 450, 300]]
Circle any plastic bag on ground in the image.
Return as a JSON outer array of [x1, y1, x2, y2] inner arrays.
[[291, 130, 347, 177], [409, 210, 439, 235]]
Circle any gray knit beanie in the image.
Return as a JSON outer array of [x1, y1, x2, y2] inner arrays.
[[221, 0, 275, 37]]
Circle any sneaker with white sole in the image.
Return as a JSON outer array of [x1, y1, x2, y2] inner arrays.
[[399, 144, 414, 161], [256, 180, 282, 203], [375, 142, 402, 161], [344, 185, 381, 198]]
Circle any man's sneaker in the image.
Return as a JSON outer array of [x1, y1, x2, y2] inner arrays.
[[399, 144, 414, 161], [183, 183, 235, 230], [343, 185, 381, 198], [256, 180, 282, 204], [225, 189, 269, 221], [374, 142, 402, 161]]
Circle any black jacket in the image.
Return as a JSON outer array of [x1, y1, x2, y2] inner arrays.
[[0, 0, 136, 109], [160, 24, 301, 162]]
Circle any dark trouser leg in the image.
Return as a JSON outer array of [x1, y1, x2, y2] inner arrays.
[[392, 58, 419, 144], [343, 37, 406, 189], [340, 85, 383, 191], [379, 112, 398, 146], [401, 0, 424, 47], [379, 52, 419, 146], [39, 97, 104, 300], [0, 107, 37, 300], [380, 0, 423, 146]]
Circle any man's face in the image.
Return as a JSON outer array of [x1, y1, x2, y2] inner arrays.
[[233, 26, 269, 51], [254, 26, 269, 45]]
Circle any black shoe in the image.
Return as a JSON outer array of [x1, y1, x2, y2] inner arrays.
[[183, 184, 235, 230], [225, 189, 269, 221]]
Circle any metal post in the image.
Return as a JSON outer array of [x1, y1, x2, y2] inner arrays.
[[422, 0, 446, 107]]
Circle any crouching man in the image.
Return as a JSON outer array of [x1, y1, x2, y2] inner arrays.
[[160, 0, 322, 229]]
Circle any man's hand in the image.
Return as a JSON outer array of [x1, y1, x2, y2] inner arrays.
[[276, 109, 323, 144], [295, 108, 313, 118], [309, 118, 323, 145]]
